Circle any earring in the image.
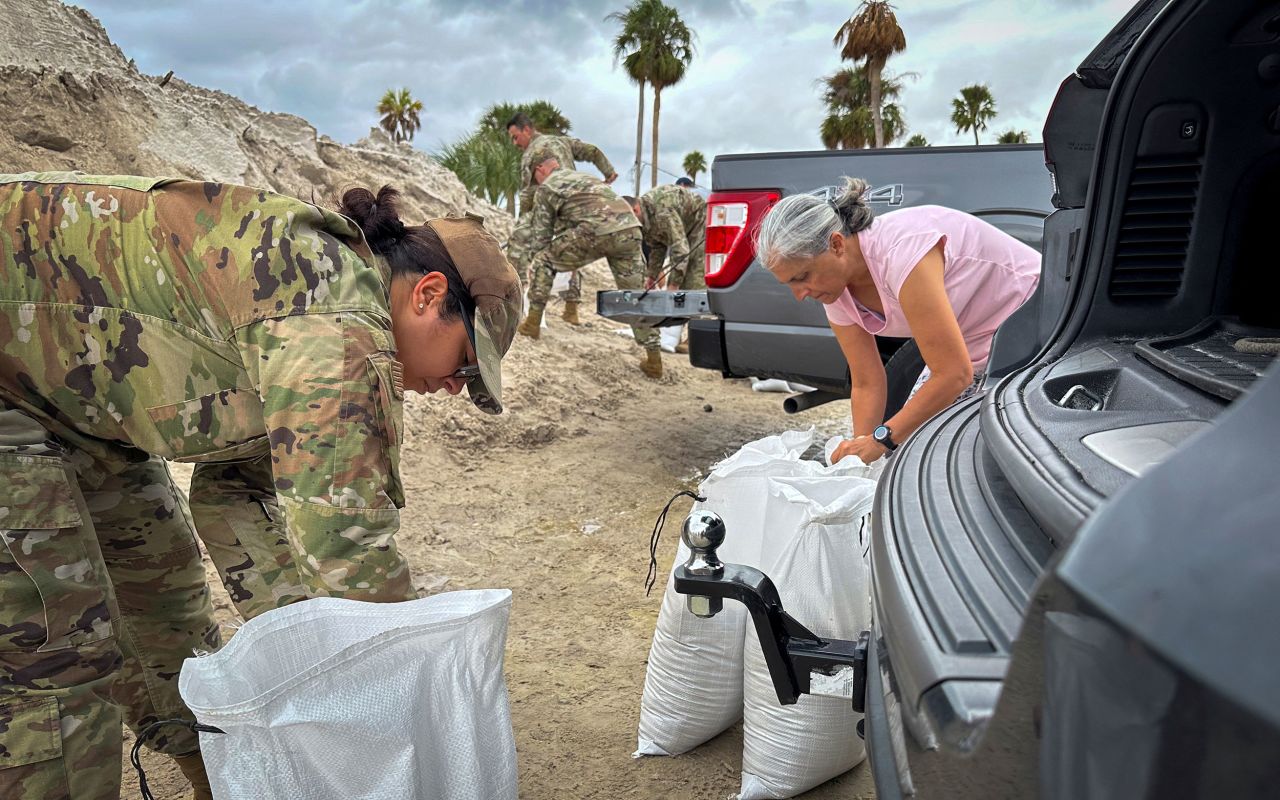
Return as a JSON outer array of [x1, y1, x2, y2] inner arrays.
[[418, 303, 424, 310]]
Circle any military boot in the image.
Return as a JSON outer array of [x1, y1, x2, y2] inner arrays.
[[562, 301, 581, 326], [174, 752, 214, 800], [640, 349, 663, 379], [517, 307, 544, 340]]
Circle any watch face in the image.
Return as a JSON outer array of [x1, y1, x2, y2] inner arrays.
[[873, 425, 890, 441]]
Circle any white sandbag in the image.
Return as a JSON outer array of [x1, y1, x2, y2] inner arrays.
[[659, 324, 684, 353], [737, 473, 879, 799], [551, 270, 573, 293], [636, 429, 825, 757], [750, 378, 817, 394], [179, 590, 516, 800]]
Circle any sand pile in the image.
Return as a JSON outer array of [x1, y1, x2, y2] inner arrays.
[[0, 0, 510, 236]]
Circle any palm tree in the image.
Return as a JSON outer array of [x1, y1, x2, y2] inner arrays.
[[608, 0, 696, 190], [377, 88, 424, 144], [819, 66, 906, 149], [682, 151, 707, 184], [996, 129, 1029, 144], [834, 1, 906, 149], [480, 100, 571, 136], [437, 128, 520, 209], [904, 133, 929, 147], [951, 84, 998, 145]]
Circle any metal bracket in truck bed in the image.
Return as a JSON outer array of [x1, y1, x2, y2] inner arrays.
[[596, 289, 712, 328]]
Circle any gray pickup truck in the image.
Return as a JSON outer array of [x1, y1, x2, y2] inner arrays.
[[600, 144, 1054, 415]]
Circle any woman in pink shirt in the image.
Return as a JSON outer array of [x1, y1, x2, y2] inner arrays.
[[756, 177, 1041, 464]]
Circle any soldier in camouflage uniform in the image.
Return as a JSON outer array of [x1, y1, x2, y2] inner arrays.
[[506, 113, 617, 325], [628, 183, 707, 291], [516, 159, 663, 379], [0, 173, 522, 799]]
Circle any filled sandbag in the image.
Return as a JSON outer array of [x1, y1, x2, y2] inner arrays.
[[636, 430, 823, 757], [737, 472, 879, 799]]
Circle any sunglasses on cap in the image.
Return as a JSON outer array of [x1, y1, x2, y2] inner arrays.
[[451, 363, 481, 381]]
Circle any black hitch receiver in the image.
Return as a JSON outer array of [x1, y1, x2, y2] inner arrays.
[[673, 509, 871, 712]]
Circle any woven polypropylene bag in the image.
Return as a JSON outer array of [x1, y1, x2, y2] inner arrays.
[[737, 473, 879, 799], [179, 590, 516, 800], [636, 430, 831, 757]]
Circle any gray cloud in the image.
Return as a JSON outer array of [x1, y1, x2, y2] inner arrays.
[[76, 0, 1135, 183]]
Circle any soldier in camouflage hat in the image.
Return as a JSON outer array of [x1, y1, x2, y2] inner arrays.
[[516, 158, 663, 379], [627, 183, 708, 291], [506, 112, 617, 325], [0, 173, 521, 799]]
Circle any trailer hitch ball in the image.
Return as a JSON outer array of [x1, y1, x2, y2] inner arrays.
[[681, 510, 726, 618]]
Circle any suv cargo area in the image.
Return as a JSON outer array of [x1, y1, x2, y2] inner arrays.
[[866, 1, 1280, 797]]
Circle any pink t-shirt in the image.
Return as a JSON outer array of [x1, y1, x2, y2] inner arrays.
[[824, 205, 1041, 371]]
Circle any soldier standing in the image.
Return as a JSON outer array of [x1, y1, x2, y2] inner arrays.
[[506, 112, 617, 326], [516, 159, 663, 379], [0, 174, 521, 799]]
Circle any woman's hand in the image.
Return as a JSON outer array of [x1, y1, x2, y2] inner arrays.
[[832, 435, 888, 465]]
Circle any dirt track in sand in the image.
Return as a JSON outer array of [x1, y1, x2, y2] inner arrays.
[[121, 267, 875, 800]]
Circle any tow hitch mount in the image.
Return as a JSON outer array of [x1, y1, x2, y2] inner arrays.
[[674, 509, 870, 711]]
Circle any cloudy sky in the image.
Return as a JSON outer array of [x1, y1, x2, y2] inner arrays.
[[76, 0, 1136, 185]]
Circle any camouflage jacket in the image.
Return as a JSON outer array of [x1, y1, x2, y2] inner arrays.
[[519, 134, 615, 216], [0, 173, 409, 597], [640, 185, 706, 281], [526, 170, 639, 256]]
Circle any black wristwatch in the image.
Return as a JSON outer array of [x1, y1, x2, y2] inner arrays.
[[872, 424, 898, 452]]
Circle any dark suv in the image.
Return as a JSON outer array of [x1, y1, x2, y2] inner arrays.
[[670, 1, 1280, 797], [866, 1, 1280, 796]]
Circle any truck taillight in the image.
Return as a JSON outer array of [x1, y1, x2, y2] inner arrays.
[[704, 190, 781, 288]]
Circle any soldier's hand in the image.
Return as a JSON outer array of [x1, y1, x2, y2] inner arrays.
[[604, 173, 618, 184]]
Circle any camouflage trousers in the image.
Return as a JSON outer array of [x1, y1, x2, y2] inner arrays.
[[508, 217, 582, 302], [648, 230, 707, 290], [0, 405, 219, 799], [527, 226, 659, 351]]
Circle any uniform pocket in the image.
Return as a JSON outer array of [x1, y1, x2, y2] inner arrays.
[[0, 696, 62, 771], [0, 453, 111, 653], [365, 353, 405, 509], [144, 387, 268, 463]]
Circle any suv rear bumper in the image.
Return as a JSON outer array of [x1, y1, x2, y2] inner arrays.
[[864, 632, 909, 800]]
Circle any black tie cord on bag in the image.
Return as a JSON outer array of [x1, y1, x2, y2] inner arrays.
[[131, 718, 225, 800], [645, 489, 707, 596]]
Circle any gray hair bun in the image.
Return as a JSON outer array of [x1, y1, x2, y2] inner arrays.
[[831, 177, 873, 234], [754, 175, 876, 266]]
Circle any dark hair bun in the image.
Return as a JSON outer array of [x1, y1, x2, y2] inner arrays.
[[339, 184, 408, 255]]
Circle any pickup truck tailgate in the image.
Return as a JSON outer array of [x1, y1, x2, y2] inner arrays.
[[596, 289, 711, 327]]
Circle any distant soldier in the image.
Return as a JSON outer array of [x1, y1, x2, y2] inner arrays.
[[0, 174, 521, 799], [517, 158, 663, 379], [506, 112, 618, 325], [627, 184, 707, 292]]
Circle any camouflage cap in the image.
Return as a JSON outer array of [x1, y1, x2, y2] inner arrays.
[[425, 214, 522, 415]]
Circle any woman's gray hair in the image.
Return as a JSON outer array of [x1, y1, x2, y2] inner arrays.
[[755, 177, 875, 268]]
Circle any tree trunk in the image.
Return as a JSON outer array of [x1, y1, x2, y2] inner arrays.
[[634, 80, 645, 197], [869, 55, 885, 149], [974, 125, 980, 146], [651, 87, 662, 189]]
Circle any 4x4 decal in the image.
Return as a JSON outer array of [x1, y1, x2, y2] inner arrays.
[[811, 183, 904, 206]]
